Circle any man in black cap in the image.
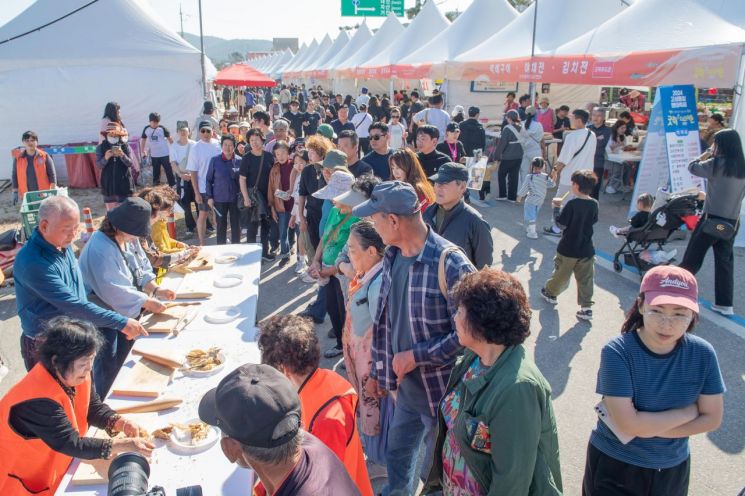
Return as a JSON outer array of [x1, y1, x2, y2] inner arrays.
[[423, 163, 493, 268], [458, 106, 486, 157], [199, 364, 360, 496], [352, 182, 475, 496]]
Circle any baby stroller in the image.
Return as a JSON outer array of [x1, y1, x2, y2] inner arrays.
[[612, 193, 700, 275]]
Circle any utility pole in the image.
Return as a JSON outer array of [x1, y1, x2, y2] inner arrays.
[[179, 3, 184, 38], [198, 0, 207, 99], [527, 0, 538, 104]]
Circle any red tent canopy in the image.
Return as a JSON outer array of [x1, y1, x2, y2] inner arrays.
[[214, 64, 276, 87]]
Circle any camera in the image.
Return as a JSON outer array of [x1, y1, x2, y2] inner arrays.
[[108, 453, 203, 496]]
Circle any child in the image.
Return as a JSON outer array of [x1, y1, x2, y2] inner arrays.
[[540, 170, 599, 321], [610, 193, 653, 237], [290, 151, 310, 274], [517, 157, 555, 239]]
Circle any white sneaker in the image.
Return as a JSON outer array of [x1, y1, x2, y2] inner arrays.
[[526, 223, 538, 239], [300, 272, 317, 284], [710, 304, 734, 316], [605, 185, 617, 194], [662, 249, 678, 262], [294, 260, 307, 273]]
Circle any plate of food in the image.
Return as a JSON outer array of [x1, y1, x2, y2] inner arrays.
[[213, 273, 243, 288], [152, 420, 219, 453], [203, 306, 241, 324], [215, 253, 241, 264], [182, 347, 225, 376]]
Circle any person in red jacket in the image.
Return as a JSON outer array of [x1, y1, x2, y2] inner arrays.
[[257, 314, 373, 496]]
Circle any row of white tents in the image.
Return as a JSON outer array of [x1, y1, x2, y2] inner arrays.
[[248, 0, 745, 126]]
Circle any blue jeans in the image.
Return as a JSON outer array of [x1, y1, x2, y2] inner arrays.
[[524, 203, 539, 224], [93, 327, 133, 396], [383, 395, 437, 496], [277, 211, 291, 255]]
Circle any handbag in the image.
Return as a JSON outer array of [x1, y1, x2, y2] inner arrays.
[[700, 214, 738, 241], [245, 152, 269, 224]]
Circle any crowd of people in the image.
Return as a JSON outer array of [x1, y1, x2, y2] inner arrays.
[[3, 82, 745, 496]]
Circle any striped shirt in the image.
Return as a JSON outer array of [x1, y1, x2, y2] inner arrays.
[[372, 229, 476, 416], [590, 331, 725, 469], [517, 172, 554, 206]]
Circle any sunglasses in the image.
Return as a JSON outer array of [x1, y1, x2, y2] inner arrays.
[[370, 134, 386, 141], [200, 129, 212, 134]]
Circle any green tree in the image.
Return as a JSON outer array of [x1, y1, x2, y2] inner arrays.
[[229, 51, 245, 63]]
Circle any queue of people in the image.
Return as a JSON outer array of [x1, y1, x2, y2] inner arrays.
[[3, 83, 741, 496]]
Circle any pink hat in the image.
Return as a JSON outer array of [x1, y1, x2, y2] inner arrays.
[[640, 266, 699, 313]]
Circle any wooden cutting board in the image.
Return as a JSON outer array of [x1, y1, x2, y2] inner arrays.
[[71, 413, 158, 485], [139, 306, 188, 333], [131, 347, 183, 369], [187, 253, 214, 271], [175, 272, 213, 299], [110, 358, 174, 398]]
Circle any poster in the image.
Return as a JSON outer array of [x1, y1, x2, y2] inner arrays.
[[466, 156, 488, 191], [629, 85, 703, 214]]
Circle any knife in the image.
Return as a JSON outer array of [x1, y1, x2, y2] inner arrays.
[[173, 308, 198, 336]]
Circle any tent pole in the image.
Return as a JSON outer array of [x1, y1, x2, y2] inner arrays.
[[198, 0, 207, 99], [527, 0, 538, 102]]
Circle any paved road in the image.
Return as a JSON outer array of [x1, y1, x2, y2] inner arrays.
[[1, 192, 743, 495]]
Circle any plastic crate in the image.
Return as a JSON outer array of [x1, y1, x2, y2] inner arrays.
[[20, 189, 60, 240]]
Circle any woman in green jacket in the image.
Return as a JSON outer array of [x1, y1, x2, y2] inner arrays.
[[424, 268, 563, 496]]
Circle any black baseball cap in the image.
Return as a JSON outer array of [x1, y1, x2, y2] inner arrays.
[[429, 162, 468, 183], [199, 364, 301, 448]]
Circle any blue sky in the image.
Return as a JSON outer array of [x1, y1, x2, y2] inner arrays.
[[1, 0, 476, 44]]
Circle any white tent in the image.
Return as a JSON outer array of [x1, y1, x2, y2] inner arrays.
[[325, 22, 375, 72], [355, 0, 450, 76], [334, 13, 404, 74], [270, 49, 295, 78], [0, 0, 215, 179], [456, 0, 628, 64], [309, 31, 350, 72], [294, 34, 332, 74], [284, 40, 317, 74], [400, 0, 518, 68]]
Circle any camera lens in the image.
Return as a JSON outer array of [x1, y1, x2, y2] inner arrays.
[[108, 452, 150, 496]]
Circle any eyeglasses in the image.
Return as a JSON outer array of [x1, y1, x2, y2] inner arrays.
[[200, 129, 212, 134], [370, 134, 386, 141], [643, 310, 691, 327]]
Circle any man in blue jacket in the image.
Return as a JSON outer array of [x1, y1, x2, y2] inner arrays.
[[14, 196, 147, 370]]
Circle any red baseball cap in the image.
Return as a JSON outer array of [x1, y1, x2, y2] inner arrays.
[[640, 266, 699, 313]]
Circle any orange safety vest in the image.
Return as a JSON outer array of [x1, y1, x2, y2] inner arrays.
[[15, 149, 52, 198], [253, 368, 373, 496], [300, 369, 372, 496], [0, 364, 91, 495]]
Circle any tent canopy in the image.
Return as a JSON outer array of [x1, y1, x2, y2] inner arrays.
[[335, 13, 404, 73], [401, 0, 518, 66], [215, 64, 276, 87], [0, 0, 214, 179]]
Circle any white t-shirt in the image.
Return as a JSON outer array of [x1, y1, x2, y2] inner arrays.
[[169, 139, 196, 173], [350, 112, 373, 138], [414, 107, 450, 143], [356, 94, 370, 107], [141, 125, 171, 158], [557, 128, 597, 186], [388, 122, 406, 149], [186, 139, 221, 193]]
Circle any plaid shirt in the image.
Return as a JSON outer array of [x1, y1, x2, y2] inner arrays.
[[372, 228, 476, 416]]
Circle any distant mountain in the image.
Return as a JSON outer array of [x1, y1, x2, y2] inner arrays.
[[182, 33, 273, 64]]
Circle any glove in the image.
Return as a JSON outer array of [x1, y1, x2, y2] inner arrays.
[[12, 191, 18, 206]]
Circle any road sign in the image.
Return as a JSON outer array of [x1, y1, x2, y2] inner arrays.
[[341, 0, 405, 17]]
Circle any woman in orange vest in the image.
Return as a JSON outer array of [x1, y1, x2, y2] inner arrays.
[[257, 314, 373, 496], [11, 130, 57, 205], [0, 317, 153, 495]]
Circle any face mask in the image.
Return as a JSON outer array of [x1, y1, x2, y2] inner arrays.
[[107, 136, 119, 145]]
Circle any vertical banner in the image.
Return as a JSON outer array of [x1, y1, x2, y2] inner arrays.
[[659, 85, 704, 193], [630, 85, 703, 214]]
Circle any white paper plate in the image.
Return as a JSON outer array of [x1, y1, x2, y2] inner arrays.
[[203, 306, 241, 324], [215, 253, 241, 264], [181, 350, 226, 377], [213, 273, 243, 288], [168, 419, 219, 454]]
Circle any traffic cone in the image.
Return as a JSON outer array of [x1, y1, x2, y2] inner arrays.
[[81, 207, 94, 242], [167, 211, 177, 239]]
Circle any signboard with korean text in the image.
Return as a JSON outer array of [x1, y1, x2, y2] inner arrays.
[[630, 85, 703, 214], [469, 80, 518, 93], [341, 0, 404, 17]]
